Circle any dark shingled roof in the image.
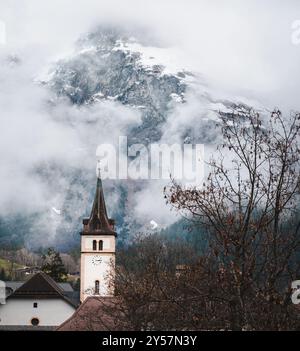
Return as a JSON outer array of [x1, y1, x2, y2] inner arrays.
[[5, 281, 74, 293], [7, 272, 79, 308]]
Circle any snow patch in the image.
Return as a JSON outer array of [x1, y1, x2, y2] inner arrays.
[[113, 38, 190, 80]]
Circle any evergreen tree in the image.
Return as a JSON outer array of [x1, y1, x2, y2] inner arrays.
[[0, 268, 6, 281], [72, 278, 80, 292], [41, 248, 67, 282]]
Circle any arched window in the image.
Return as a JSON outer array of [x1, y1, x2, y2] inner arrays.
[[99, 240, 103, 251], [95, 280, 100, 294], [93, 240, 97, 251]]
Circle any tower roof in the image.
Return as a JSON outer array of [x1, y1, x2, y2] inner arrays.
[[83, 175, 116, 235]]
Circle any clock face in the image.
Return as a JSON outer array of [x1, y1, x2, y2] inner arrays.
[[92, 255, 102, 265]]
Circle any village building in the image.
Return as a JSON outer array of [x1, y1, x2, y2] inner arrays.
[[0, 272, 78, 330], [0, 172, 118, 330]]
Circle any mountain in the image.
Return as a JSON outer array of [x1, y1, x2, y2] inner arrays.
[[41, 26, 190, 143], [0, 26, 263, 251]]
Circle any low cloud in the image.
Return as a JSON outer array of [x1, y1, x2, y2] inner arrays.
[[0, 0, 300, 247]]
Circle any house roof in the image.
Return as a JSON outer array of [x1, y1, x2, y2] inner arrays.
[[58, 283, 74, 292], [7, 272, 78, 308], [4, 281, 24, 291], [5, 280, 74, 293], [57, 296, 131, 331]]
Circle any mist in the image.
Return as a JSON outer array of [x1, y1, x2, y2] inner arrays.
[[2, 0, 300, 107], [0, 0, 299, 248]]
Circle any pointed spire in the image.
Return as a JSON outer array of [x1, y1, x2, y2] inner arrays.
[[97, 160, 101, 179], [85, 162, 115, 233]]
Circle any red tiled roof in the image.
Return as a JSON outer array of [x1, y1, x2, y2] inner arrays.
[[57, 296, 131, 331]]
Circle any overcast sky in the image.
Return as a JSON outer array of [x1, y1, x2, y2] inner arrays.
[[0, 1, 300, 246], [1, 0, 300, 110]]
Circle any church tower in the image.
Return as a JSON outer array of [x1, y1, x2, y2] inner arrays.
[[80, 171, 116, 303]]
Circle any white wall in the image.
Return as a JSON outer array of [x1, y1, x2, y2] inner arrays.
[[0, 298, 75, 326], [80, 253, 115, 301], [81, 235, 115, 252], [80, 235, 115, 302]]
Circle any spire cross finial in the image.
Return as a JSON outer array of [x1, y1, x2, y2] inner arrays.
[[97, 160, 101, 179]]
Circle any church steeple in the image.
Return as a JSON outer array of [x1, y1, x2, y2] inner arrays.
[[82, 164, 116, 235], [89, 176, 111, 232], [80, 166, 117, 302]]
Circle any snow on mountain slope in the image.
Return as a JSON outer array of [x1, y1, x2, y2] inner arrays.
[[0, 26, 267, 249]]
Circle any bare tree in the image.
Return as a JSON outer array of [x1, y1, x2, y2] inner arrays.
[[76, 109, 300, 331], [164, 109, 300, 330], [107, 234, 202, 330]]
